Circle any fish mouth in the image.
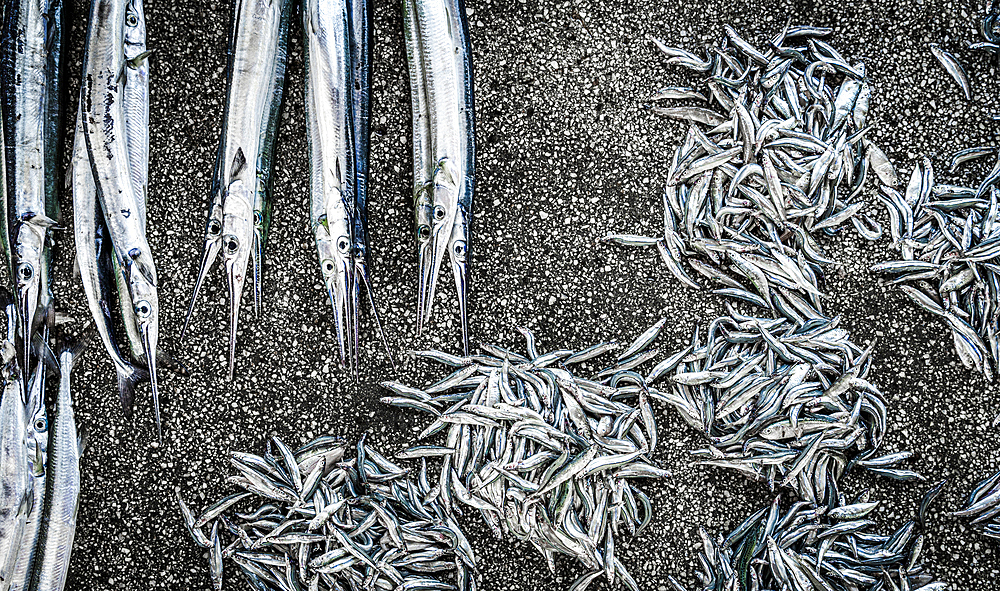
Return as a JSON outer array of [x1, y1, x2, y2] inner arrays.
[[16, 285, 37, 399], [417, 205, 455, 336], [181, 234, 221, 341], [324, 256, 355, 371]]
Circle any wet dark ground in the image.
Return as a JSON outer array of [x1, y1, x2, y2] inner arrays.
[[38, 0, 1000, 589]]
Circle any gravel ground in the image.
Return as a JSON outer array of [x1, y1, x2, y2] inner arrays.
[[38, 0, 1000, 589]]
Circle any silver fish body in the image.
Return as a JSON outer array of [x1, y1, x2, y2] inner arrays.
[[0, 0, 63, 382], [304, 0, 355, 369], [80, 0, 161, 432], [32, 345, 84, 591], [0, 367, 29, 590]]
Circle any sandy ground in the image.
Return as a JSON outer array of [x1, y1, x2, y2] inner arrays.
[[39, 0, 1000, 589]]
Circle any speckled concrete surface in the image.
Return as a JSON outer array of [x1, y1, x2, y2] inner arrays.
[[39, 0, 1000, 589]]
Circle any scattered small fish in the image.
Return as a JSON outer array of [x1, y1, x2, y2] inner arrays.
[[874, 155, 1000, 381], [612, 24, 887, 315], [669, 494, 948, 591]]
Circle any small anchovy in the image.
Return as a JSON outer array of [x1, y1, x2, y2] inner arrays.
[[179, 435, 476, 591], [974, 2, 1000, 65], [612, 24, 887, 315], [380, 332, 669, 589], [953, 470, 1000, 537], [671, 494, 949, 591], [929, 43, 972, 100]]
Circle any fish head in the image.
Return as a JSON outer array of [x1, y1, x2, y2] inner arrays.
[[127, 264, 159, 380], [417, 160, 460, 331], [222, 181, 254, 378], [13, 223, 45, 378], [124, 0, 147, 61]]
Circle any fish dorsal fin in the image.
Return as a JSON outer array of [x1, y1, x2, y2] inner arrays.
[[230, 148, 247, 184]]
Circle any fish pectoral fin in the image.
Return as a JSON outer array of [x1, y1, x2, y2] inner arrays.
[[128, 49, 154, 69], [27, 213, 59, 228]]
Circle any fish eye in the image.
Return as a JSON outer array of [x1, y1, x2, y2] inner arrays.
[[16, 263, 33, 281], [433, 206, 446, 221], [337, 237, 350, 254], [207, 220, 222, 236], [34, 418, 46, 432], [253, 211, 263, 225], [454, 240, 467, 257], [417, 225, 430, 241], [321, 259, 335, 275], [135, 300, 152, 318], [224, 236, 240, 254], [126, 13, 138, 27]]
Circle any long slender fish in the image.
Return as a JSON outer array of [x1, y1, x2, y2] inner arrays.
[[0, 355, 29, 589], [186, 0, 292, 378], [7, 333, 49, 591], [0, 0, 64, 387], [304, 0, 355, 370], [80, 0, 161, 434], [71, 106, 147, 414], [32, 338, 86, 591], [123, 0, 150, 229], [349, 0, 392, 372], [406, 0, 475, 354]]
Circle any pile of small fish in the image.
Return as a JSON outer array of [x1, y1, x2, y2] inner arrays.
[[640, 312, 919, 503], [0, 292, 88, 591], [667, 494, 948, 591], [73, 0, 167, 434], [606, 24, 892, 321], [382, 331, 668, 591], [403, 0, 476, 355], [953, 469, 1000, 538], [178, 435, 477, 591], [184, 0, 293, 379], [873, 150, 1000, 380]]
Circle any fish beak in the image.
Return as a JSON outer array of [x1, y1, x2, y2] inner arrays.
[[324, 256, 353, 371], [350, 256, 363, 380], [225, 251, 247, 381], [138, 321, 160, 442], [355, 258, 396, 372], [417, 212, 453, 336], [181, 235, 221, 341], [17, 288, 35, 400], [252, 229, 263, 319], [449, 234, 469, 356]]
